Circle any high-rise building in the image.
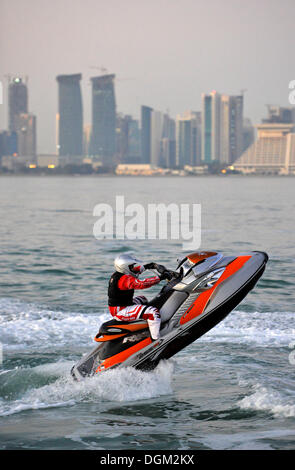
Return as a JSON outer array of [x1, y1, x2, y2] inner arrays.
[[116, 113, 129, 162], [194, 111, 202, 164], [56, 74, 83, 157], [263, 105, 294, 124], [141, 105, 153, 163], [161, 138, 176, 168], [0, 131, 18, 160], [128, 119, 141, 162], [201, 91, 221, 163], [15, 113, 37, 158], [150, 110, 164, 167], [176, 117, 192, 167], [8, 77, 28, 132], [220, 94, 243, 164], [242, 118, 255, 153], [176, 111, 201, 168], [150, 110, 175, 167], [89, 74, 116, 160], [116, 114, 141, 163], [161, 116, 176, 168]]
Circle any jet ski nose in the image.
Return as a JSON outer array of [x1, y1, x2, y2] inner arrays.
[[253, 251, 269, 263]]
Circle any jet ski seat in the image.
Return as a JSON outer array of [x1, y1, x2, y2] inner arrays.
[[95, 319, 149, 342]]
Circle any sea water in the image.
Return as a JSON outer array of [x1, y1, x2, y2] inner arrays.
[[0, 175, 294, 450]]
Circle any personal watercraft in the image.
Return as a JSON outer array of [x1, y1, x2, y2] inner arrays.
[[71, 250, 268, 380]]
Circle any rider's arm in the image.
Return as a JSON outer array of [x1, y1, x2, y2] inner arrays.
[[118, 274, 161, 290]]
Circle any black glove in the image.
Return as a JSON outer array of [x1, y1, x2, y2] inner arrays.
[[159, 270, 173, 281], [144, 262, 157, 270], [144, 263, 169, 276]]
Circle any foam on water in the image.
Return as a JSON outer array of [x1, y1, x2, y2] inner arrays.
[[0, 360, 174, 417], [1, 297, 294, 424], [238, 384, 295, 418], [1, 298, 294, 352], [200, 428, 295, 450], [0, 297, 108, 351], [199, 309, 295, 347], [0, 298, 173, 417]]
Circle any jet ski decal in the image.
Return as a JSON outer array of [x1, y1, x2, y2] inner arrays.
[[180, 255, 251, 325]]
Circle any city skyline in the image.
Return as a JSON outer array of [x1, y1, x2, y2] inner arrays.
[[1, 0, 294, 154], [2, 68, 295, 175], [1, 70, 292, 157]]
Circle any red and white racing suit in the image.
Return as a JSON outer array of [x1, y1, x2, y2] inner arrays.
[[108, 272, 162, 340]]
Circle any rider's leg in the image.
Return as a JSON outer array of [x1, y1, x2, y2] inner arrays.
[[111, 304, 161, 340], [141, 307, 161, 340]]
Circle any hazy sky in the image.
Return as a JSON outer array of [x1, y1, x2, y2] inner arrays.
[[0, 0, 294, 153]]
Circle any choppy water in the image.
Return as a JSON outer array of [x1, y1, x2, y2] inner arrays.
[[0, 175, 294, 450]]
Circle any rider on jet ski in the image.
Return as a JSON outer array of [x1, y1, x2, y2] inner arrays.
[[108, 254, 172, 340]]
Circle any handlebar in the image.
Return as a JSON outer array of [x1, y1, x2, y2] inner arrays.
[[147, 263, 181, 281], [159, 267, 181, 281]]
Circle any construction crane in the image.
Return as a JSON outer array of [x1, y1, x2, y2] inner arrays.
[[88, 66, 134, 83], [89, 66, 108, 74]]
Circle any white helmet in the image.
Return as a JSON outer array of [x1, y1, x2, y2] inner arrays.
[[114, 254, 144, 277]]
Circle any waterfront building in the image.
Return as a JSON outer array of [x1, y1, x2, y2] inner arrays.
[[161, 138, 176, 168], [220, 94, 243, 164], [150, 110, 164, 167], [233, 107, 295, 174], [89, 74, 116, 160], [37, 154, 59, 168], [116, 163, 164, 175], [263, 105, 295, 124], [116, 114, 141, 163], [15, 113, 37, 158], [0, 131, 17, 160], [150, 110, 176, 167], [128, 118, 141, 162], [56, 73, 83, 157], [8, 77, 28, 132], [176, 111, 201, 168], [201, 91, 221, 163], [141, 105, 153, 163]]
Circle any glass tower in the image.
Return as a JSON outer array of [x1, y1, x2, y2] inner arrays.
[[8, 77, 28, 133], [56, 74, 83, 156], [89, 74, 116, 159], [141, 105, 153, 163], [201, 91, 221, 163]]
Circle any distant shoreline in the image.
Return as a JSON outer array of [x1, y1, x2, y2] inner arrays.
[[0, 172, 294, 178]]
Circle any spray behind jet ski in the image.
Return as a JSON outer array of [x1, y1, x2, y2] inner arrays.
[[71, 250, 268, 381]]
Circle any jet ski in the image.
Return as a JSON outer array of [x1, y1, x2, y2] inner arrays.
[[71, 250, 268, 380]]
